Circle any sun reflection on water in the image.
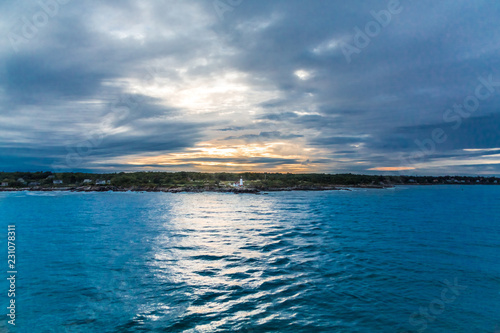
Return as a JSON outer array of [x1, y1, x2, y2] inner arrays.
[[143, 193, 321, 330]]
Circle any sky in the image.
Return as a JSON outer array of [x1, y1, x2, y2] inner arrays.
[[1, 0, 500, 175]]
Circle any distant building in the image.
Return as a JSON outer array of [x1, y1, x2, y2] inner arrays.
[[17, 178, 26, 184], [408, 179, 416, 183], [95, 180, 110, 185], [232, 178, 244, 187], [28, 182, 40, 186], [1, 182, 8, 187], [46, 175, 55, 179], [53, 180, 63, 185], [83, 179, 92, 184], [495, 180, 498, 184]]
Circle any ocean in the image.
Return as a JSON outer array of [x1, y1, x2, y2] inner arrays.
[[0, 186, 499, 332]]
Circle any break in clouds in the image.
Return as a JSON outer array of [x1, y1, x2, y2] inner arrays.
[[1, 0, 500, 175]]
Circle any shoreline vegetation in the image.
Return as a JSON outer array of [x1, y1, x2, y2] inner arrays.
[[1, 172, 498, 193]]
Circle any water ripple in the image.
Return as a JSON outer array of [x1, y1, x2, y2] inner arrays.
[[1, 188, 499, 332]]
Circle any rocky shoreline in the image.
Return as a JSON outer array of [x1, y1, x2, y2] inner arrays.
[[0, 184, 393, 194]]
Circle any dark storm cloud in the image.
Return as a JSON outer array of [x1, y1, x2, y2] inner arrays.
[[258, 99, 290, 109], [310, 136, 367, 146], [217, 126, 246, 132], [100, 121, 207, 155], [223, 131, 303, 142], [1, 0, 500, 174], [96, 156, 304, 172], [3, 54, 107, 103], [0, 119, 207, 171], [167, 156, 302, 165], [258, 112, 299, 121], [368, 112, 500, 153]]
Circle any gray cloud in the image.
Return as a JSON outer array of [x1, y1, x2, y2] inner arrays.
[[1, 0, 500, 174], [223, 131, 303, 142], [310, 136, 367, 146]]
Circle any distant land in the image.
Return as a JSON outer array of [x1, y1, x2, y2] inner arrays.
[[0, 172, 498, 193]]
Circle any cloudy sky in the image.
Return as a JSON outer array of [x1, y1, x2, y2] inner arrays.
[[1, 0, 500, 175]]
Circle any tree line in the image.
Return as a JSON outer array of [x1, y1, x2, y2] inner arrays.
[[1, 171, 498, 188]]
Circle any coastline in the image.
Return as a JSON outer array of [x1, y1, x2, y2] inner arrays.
[[3, 183, 497, 194], [2, 172, 498, 193], [0, 184, 394, 194]]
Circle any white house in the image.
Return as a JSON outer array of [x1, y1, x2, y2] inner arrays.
[[53, 180, 63, 185], [83, 179, 92, 184], [232, 177, 244, 187], [1, 182, 8, 187], [17, 178, 26, 184], [96, 180, 110, 185]]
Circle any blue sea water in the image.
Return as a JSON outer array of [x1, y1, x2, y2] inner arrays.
[[0, 186, 499, 332]]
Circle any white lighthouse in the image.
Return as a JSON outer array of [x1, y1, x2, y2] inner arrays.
[[239, 177, 243, 187]]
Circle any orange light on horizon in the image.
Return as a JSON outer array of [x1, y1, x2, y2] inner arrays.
[[368, 167, 416, 171], [121, 141, 316, 173]]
